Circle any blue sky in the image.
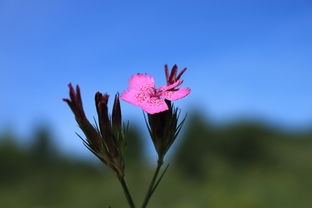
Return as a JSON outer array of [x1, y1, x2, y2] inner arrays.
[[0, 0, 311, 157]]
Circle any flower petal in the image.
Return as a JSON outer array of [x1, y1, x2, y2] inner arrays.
[[159, 80, 183, 92], [129, 73, 155, 90], [120, 89, 142, 106], [121, 74, 156, 106], [141, 97, 169, 114], [161, 88, 191, 101]]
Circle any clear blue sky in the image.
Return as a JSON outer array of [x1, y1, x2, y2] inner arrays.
[[1, 0, 311, 157]]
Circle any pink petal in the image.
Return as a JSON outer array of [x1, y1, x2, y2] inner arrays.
[[129, 74, 155, 90], [121, 73, 156, 106], [120, 89, 142, 106], [141, 97, 169, 114], [159, 80, 183, 91], [161, 88, 191, 101]]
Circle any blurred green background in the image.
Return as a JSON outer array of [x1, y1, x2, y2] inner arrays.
[[1, 0, 312, 207], [1, 112, 311, 208]]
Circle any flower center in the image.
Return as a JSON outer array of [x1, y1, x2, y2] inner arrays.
[[136, 84, 154, 103], [146, 97, 163, 106]]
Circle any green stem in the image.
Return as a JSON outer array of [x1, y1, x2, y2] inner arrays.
[[141, 159, 163, 208], [118, 175, 136, 208]]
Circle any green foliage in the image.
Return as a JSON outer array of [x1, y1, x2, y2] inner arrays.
[[0, 115, 312, 208]]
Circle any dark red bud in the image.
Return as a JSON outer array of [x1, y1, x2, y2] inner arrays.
[[169, 64, 178, 83], [164, 64, 170, 84], [68, 83, 76, 102], [95, 92, 112, 140], [64, 83, 87, 121], [176, 67, 187, 81], [112, 93, 122, 131], [102, 94, 109, 105], [64, 84, 101, 152]]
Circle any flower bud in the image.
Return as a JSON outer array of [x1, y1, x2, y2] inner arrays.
[[112, 94, 122, 131], [64, 84, 126, 177], [146, 100, 185, 163]]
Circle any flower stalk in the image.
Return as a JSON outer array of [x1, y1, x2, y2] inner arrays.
[[118, 175, 136, 208], [141, 159, 163, 208], [140, 65, 189, 206]]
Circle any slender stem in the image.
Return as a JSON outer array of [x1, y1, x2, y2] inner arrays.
[[141, 159, 163, 208], [118, 175, 136, 208]]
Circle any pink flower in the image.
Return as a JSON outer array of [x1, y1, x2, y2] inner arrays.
[[121, 73, 191, 114]]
